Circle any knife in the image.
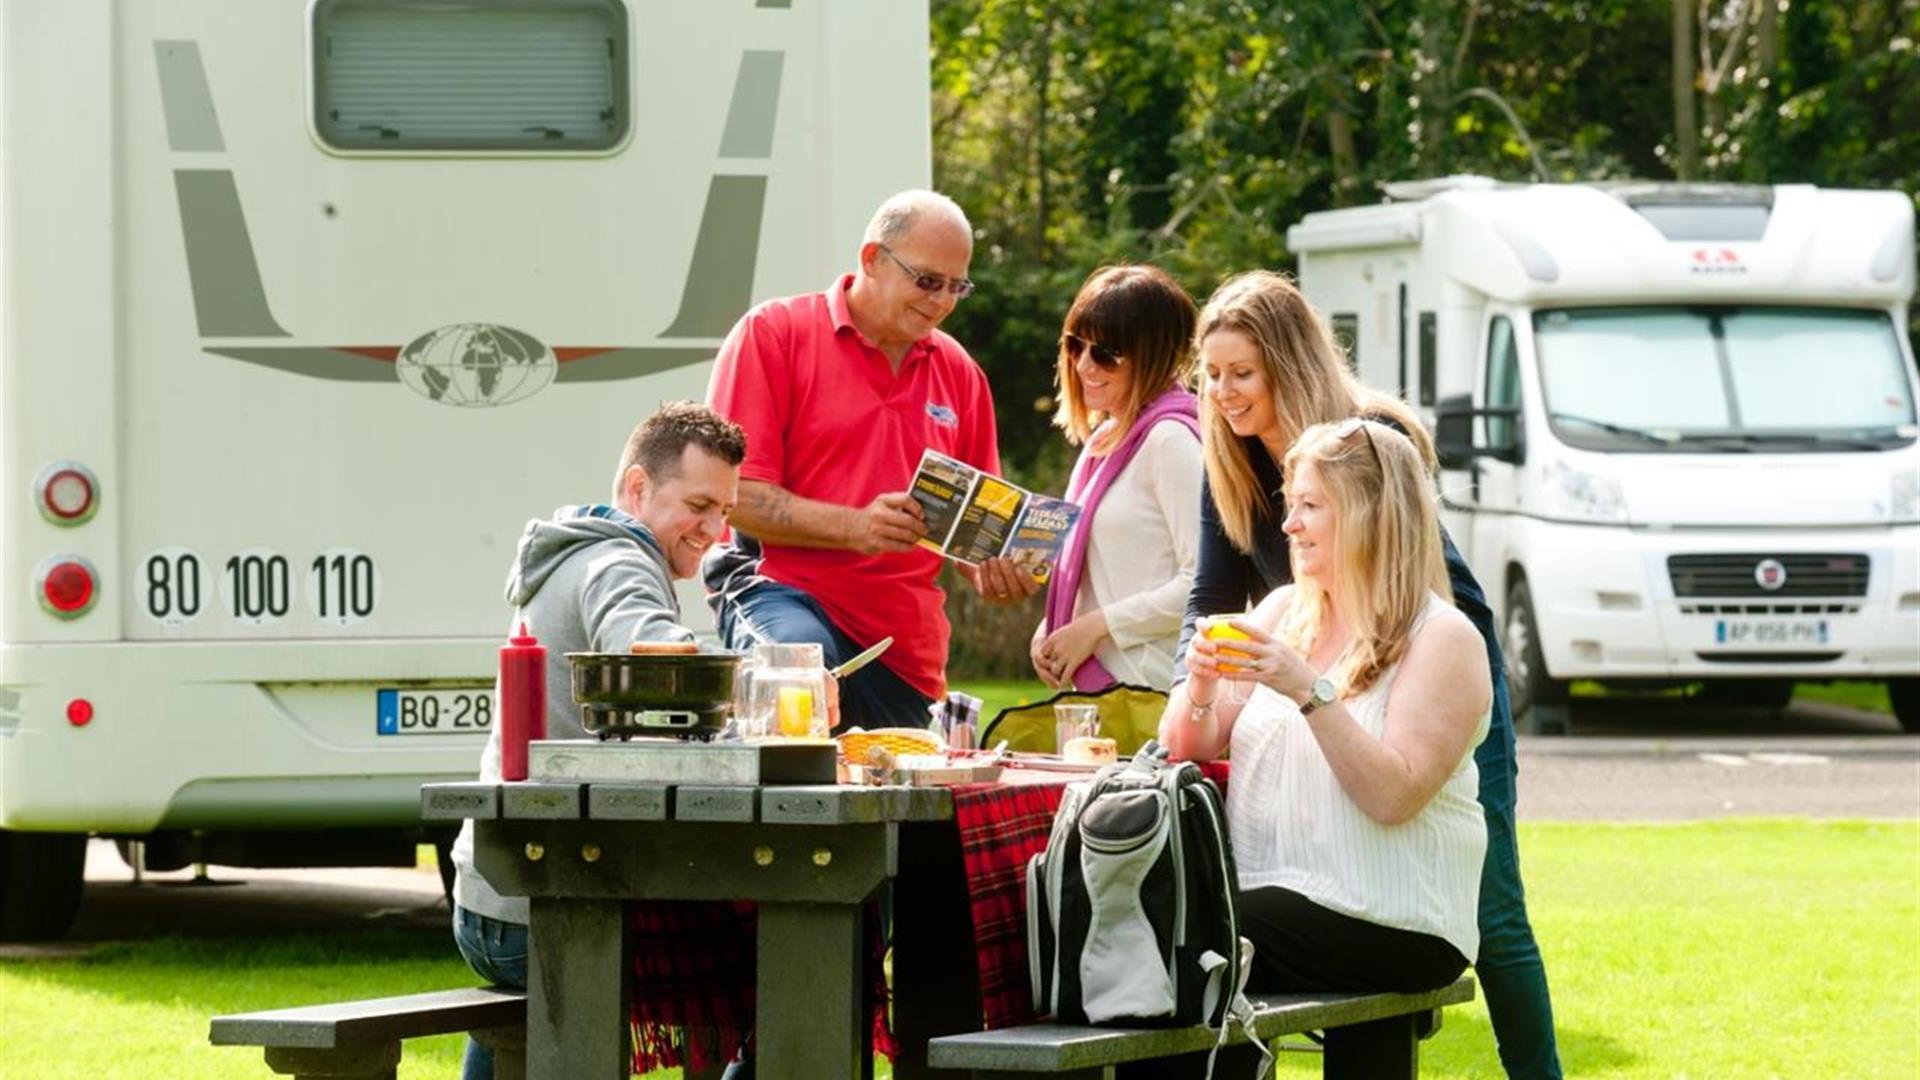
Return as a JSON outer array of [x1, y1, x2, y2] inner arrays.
[[829, 636, 895, 680]]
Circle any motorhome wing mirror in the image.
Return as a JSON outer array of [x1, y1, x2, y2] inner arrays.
[[1434, 394, 1524, 468], [1435, 394, 1477, 469]]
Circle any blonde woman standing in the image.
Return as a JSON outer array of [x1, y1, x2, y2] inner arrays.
[[1170, 271, 1563, 1079], [1032, 265, 1202, 692]]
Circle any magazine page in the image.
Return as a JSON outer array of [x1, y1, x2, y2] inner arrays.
[[905, 448, 1081, 572], [1000, 494, 1082, 584], [908, 449, 979, 555], [942, 474, 1028, 565]]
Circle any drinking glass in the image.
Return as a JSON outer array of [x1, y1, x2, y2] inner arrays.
[[1201, 615, 1255, 705], [1053, 703, 1101, 753], [747, 642, 828, 740]]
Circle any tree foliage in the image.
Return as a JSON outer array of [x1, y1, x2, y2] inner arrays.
[[929, 0, 1917, 678], [930, 0, 1920, 483]]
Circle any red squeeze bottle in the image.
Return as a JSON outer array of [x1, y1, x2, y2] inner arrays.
[[498, 622, 546, 782]]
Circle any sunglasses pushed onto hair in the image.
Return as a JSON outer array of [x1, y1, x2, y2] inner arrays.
[[1061, 332, 1124, 368], [878, 244, 975, 298]]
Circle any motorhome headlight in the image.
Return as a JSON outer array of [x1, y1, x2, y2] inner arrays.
[[1893, 469, 1920, 523], [1540, 458, 1627, 524]]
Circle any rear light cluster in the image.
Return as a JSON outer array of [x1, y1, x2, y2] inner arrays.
[[35, 461, 98, 525], [32, 461, 101, 620], [36, 555, 99, 617]]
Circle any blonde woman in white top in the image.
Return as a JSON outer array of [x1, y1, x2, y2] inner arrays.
[[1160, 418, 1491, 1001]]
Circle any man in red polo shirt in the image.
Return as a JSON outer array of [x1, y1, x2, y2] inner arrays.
[[703, 190, 1036, 728]]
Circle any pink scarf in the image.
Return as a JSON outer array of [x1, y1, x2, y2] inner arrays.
[[1043, 387, 1200, 690]]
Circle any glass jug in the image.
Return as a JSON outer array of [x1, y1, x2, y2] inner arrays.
[[743, 642, 829, 740]]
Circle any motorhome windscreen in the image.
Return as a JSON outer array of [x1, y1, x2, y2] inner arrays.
[[1533, 306, 1917, 453]]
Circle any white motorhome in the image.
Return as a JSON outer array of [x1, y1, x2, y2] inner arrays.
[[1289, 178, 1919, 732], [0, 0, 930, 937]]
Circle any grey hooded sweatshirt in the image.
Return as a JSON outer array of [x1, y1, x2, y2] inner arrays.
[[451, 505, 694, 923]]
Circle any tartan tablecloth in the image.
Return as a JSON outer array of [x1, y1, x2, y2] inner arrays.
[[626, 899, 891, 1073]]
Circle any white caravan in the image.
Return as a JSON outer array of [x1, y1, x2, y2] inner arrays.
[[1288, 178, 1919, 731], [0, 0, 930, 937]]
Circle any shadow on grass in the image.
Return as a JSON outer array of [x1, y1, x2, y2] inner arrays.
[[0, 927, 472, 1015], [1425, 1013, 1638, 1076]]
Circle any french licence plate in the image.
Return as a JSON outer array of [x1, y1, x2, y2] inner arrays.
[[376, 687, 493, 735], [1713, 619, 1829, 647]]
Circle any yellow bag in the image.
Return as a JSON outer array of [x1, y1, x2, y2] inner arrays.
[[980, 684, 1170, 757]]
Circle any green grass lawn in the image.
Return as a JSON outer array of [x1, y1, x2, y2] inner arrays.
[[2, 820, 1914, 1078], [953, 678, 1055, 723], [1789, 680, 1894, 714], [1569, 678, 1893, 715]]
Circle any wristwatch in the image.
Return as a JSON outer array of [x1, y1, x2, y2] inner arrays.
[[1299, 676, 1338, 716]]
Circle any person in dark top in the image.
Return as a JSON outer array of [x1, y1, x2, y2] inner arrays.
[[1169, 270, 1564, 1079]]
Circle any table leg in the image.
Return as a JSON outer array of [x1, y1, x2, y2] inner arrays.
[[756, 901, 866, 1080], [526, 898, 629, 1080], [1322, 1013, 1417, 1079], [891, 819, 982, 1078]]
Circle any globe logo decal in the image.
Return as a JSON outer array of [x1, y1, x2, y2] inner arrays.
[[396, 323, 557, 407]]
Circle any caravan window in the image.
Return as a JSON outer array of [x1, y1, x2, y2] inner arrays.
[[312, 0, 628, 152], [1330, 313, 1360, 373], [1533, 306, 1917, 453]]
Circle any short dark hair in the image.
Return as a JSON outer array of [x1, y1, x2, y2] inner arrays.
[[616, 401, 747, 488]]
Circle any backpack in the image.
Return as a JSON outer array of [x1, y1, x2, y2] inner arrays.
[[1026, 742, 1252, 1030]]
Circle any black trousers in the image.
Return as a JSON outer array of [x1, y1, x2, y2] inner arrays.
[[1118, 885, 1469, 1078]]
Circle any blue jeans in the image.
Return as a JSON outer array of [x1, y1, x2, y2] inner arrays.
[[1475, 669, 1564, 1079], [714, 578, 934, 731], [452, 904, 527, 1080]]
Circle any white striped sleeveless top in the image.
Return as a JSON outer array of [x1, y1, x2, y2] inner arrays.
[[1226, 594, 1489, 961]]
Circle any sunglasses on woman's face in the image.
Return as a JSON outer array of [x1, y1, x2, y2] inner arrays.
[[1062, 332, 1124, 368]]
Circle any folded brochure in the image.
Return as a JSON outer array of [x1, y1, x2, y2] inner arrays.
[[909, 449, 1081, 583]]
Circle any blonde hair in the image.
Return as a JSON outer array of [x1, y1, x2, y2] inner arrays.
[[1195, 270, 1436, 552], [1053, 265, 1198, 453], [1275, 420, 1452, 696]]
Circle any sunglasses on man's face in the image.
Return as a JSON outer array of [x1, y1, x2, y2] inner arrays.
[[878, 244, 975, 298], [1062, 332, 1124, 368]]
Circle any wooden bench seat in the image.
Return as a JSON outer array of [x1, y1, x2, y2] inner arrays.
[[928, 976, 1473, 1079], [210, 986, 527, 1079]]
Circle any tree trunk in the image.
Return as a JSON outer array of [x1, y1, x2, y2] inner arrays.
[[1755, 0, 1778, 75], [1033, 12, 1052, 255], [1420, 3, 1450, 165], [1672, 0, 1699, 179], [1327, 109, 1359, 205]]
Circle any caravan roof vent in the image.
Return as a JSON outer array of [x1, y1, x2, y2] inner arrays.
[[1631, 203, 1772, 241], [1602, 182, 1775, 241], [1382, 175, 1502, 202]]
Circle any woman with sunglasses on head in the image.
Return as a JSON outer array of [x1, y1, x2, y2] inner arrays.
[[1031, 265, 1203, 693], [1163, 271, 1563, 1079], [1140, 420, 1491, 1079]]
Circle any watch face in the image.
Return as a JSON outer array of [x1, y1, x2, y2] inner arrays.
[[1312, 677, 1337, 704]]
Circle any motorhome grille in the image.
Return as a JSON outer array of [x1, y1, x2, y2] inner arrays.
[[1678, 603, 1862, 616], [1696, 652, 1844, 664], [1667, 554, 1868, 598]]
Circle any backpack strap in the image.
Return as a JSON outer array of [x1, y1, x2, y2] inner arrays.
[[1199, 937, 1274, 1080]]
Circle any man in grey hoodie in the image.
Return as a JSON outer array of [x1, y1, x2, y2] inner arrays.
[[449, 401, 746, 1080]]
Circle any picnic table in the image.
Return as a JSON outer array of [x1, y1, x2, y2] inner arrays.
[[424, 769, 1080, 1080]]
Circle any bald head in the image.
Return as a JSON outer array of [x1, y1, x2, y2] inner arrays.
[[863, 189, 971, 248]]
